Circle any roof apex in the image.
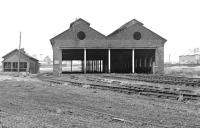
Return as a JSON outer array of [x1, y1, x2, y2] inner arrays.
[[123, 19, 143, 28], [70, 18, 90, 28]]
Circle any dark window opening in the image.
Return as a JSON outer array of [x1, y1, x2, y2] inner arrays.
[[19, 62, 27, 72], [20, 62, 27, 68], [4, 62, 11, 72], [4, 62, 27, 72], [77, 31, 86, 40], [133, 32, 141, 40], [12, 62, 18, 72]]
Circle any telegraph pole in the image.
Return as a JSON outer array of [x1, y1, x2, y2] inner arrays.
[[18, 32, 21, 73]]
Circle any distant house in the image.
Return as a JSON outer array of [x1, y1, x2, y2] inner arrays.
[[2, 49, 39, 73], [179, 54, 200, 64]]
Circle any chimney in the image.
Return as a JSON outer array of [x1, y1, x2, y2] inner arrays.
[[20, 48, 25, 53]]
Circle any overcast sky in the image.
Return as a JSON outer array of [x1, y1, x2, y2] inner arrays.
[[0, 0, 199, 63]]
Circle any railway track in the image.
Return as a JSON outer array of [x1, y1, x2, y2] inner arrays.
[[1, 80, 195, 128], [38, 74, 200, 101], [103, 74, 200, 87]]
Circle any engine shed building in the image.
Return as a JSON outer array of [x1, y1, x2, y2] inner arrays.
[[2, 49, 39, 73], [50, 18, 166, 75]]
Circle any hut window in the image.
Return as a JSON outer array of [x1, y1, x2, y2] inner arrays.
[[20, 62, 27, 72], [133, 32, 141, 40], [4, 62, 11, 68], [4, 62, 11, 72], [12, 62, 18, 72], [77, 31, 86, 40]]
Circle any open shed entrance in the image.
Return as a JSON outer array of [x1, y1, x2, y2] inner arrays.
[[62, 49, 155, 74], [62, 49, 84, 73], [86, 49, 108, 73], [62, 49, 108, 73], [134, 49, 155, 74], [111, 49, 132, 73]]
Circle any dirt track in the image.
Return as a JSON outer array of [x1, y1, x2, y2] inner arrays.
[[0, 75, 200, 128]]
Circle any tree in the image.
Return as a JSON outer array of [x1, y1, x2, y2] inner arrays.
[[43, 55, 52, 65]]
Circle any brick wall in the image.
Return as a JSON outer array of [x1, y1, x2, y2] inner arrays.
[[51, 19, 166, 75], [53, 46, 62, 76], [155, 46, 164, 74]]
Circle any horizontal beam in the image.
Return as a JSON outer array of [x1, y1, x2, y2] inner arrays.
[[60, 47, 157, 49]]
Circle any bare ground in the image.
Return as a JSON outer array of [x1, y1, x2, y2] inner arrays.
[[165, 65, 200, 78], [0, 74, 200, 128]]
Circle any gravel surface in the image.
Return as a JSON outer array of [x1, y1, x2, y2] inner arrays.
[[0, 74, 200, 127]]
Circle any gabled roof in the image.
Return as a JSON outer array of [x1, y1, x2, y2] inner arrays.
[[107, 19, 167, 42], [2, 49, 38, 62], [107, 19, 143, 37], [50, 18, 106, 46], [50, 18, 90, 43], [50, 18, 167, 45]]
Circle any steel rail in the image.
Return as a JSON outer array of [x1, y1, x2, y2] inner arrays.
[[103, 74, 200, 87], [39, 76, 200, 101]]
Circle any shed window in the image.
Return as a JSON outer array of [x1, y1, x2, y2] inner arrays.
[[20, 62, 27, 68], [12, 62, 18, 72], [20, 62, 27, 72], [77, 31, 86, 40], [4, 62, 11, 68], [4, 62, 11, 72], [133, 32, 141, 40], [13, 62, 18, 68]]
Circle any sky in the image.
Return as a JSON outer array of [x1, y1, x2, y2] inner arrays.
[[0, 0, 200, 63]]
